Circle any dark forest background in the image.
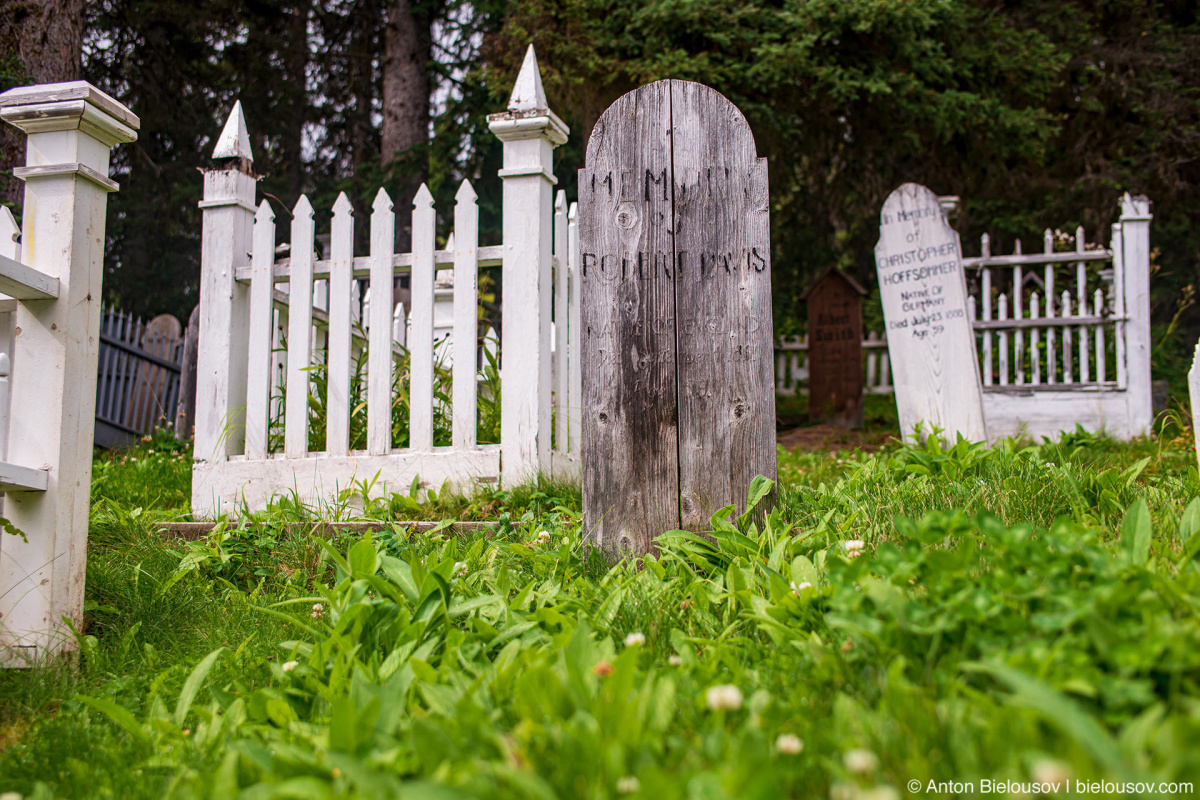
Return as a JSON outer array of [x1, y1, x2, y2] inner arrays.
[[2, 0, 1199, 388]]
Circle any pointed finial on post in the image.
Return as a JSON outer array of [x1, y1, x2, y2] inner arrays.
[[213, 100, 254, 162], [509, 45, 549, 113], [487, 44, 568, 146]]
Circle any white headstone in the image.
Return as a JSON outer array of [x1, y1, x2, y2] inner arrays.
[[1189, 340, 1200, 471], [874, 183, 986, 442]]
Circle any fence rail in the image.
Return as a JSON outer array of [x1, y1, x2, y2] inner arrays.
[[192, 48, 577, 516]]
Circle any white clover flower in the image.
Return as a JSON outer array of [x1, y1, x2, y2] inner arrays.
[[791, 580, 813, 596], [1032, 760, 1073, 787], [861, 787, 900, 800], [624, 632, 646, 647], [705, 684, 744, 711], [536, 530, 551, 544], [454, 561, 468, 578], [616, 775, 641, 794], [668, 654, 683, 666], [775, 733, 804, 755], [844, 748, 878, 774], [312, 603, 323, 612], [281, 660, 298, 673]]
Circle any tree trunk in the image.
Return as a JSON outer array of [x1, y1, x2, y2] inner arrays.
[[381, 0, 431, 250], [0, 0, 84, 207]]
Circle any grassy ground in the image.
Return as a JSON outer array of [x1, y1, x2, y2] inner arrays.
[[0, 421, 1198, 798]]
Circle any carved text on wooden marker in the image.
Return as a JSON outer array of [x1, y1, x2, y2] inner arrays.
[[580, 80, 777, 556]]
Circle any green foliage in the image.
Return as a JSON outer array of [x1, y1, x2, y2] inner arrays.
[[267, 327, 502, 453], [3, 429, 1200, 796]]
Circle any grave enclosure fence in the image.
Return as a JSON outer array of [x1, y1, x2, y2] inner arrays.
[[779, 196, 1152, 443], [192, 48, 582, 516], [0, 82, 139, 662]]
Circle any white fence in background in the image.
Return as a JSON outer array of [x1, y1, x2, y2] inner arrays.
[[192, 47, 581, 516], [0, 82, 138, 664], [774, 332, 893, 396], [781, 195, 1151, 443], [964, 195, 1152, 441]]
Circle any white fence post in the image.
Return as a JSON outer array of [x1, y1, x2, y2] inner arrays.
[[488, 46, 568, 485], [0, 82, 138, 662], [1119, 194, 1153, 435], [193, 103, 256, 510]]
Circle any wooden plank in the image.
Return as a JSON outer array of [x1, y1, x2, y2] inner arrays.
[[368, 189, 395, 455], [805, 269, 864, 428], [233, 245, 507, 283], [579, 80, 679, 554], [874, 183, 986, 442], [326, 193, 354, 456], [553, 191, 569, 452], [0, 254, 54, 302], [671, 80, 777, 530], [244, 200, 276, 459], [192, 446, 502, 518], [0, 460, 48, 493], [452, 180, 479, 449], [962, 250, 1112, 268], [567, 202, 582, 455], [409, 185, 435, 450], [285, 196, 315, 457]]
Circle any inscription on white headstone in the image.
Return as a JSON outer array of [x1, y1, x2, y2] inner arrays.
[[874, 183, 986, 442]]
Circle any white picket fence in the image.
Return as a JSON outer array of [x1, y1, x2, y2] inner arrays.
[[192, 47, 581, 516], [781, 195, 1151, 443], [965, 195, 1153, 441], [0, 82, 138, 663], [774, 332, 893, 396]]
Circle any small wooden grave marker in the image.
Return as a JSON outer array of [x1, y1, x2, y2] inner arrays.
[[874, 183, 986, 442], [1189, 341, 1200, 471], [579, 80, 777, 556], [802, 266, 866, 428]]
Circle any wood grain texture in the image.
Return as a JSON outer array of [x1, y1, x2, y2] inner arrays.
[[326, 193, 354, 456], [806, 270, 864, 428], [579, 79, 777, 555], [579, 80, 679, 555], [670, 80, 777, 529], [874, 183, 986, 443], [245, 200, 276, 460], [284, 196, 314, 457], [368, 189, 395, 455]]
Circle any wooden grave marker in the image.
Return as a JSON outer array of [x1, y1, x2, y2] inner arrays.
[[579, 80, 777, 556], [803, 267, 866, 428], [874, 183, 986, 442]]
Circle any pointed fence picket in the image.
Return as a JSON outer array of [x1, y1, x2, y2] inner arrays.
[[193, 48, 579, 515], [959, 197, 1154, 441]]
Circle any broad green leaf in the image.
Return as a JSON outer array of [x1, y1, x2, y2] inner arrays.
[[964, 662, 1130, 779], [348, 535, 378, 579], [76, 695, 147, 745], [1120, 498, 1152, 566], [173, 647, 225, 727]]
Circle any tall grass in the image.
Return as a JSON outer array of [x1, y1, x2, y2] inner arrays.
[[0, 425, 1197, 798]]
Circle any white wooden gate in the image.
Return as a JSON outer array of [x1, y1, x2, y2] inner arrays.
[[191, 46, 583, 516], [965, 196, 1153, 441], [0, 82, 137, 664]]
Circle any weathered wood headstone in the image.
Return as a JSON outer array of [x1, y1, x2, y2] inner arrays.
[[874, 183, 986, 442], [579, 80, 777, 556], [1189, 341, 1200, 471], [803, 267, 866, 428]]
